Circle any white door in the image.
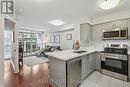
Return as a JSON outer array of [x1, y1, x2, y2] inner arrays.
[[4, 18, 19, 73], [0, 16, 4, 87]]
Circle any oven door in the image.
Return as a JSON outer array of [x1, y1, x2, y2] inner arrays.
[[101, 57, 128, 76]]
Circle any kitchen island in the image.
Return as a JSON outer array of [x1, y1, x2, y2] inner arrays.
[[46, 50, 101, 87]]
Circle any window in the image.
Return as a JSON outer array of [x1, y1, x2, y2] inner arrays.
[[18, 30, 43, 56]]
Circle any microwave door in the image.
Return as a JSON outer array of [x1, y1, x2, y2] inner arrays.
[[102, 28, 128, 40], [102, 30, 120, 40]]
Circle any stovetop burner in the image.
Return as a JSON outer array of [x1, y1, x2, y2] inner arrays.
[[102, 47, 128, 55]]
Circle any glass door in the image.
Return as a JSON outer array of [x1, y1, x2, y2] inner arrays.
[[23, 33, 32, 56], [18, 31, 43, 56]]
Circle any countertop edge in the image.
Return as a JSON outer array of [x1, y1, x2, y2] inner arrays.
[[47, 50, 99, 61], [47, 50, 130, 61]]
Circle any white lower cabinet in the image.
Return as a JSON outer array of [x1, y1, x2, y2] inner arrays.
[[82, 53, 95, 80]]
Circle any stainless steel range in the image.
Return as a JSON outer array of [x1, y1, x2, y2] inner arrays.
[[101, 44, 128, 81]]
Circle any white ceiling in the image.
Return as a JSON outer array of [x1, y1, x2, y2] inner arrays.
[[16, 0, 130, 30]]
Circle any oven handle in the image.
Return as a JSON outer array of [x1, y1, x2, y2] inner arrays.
[[100, 53, 128, 61], [102, 55, 127, 61], [101, 57, 106, 61], [101, 54, 106, 61], [105, 55, 120, 60]]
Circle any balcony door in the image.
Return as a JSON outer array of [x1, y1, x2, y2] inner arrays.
[[19, 31, 43, 56]]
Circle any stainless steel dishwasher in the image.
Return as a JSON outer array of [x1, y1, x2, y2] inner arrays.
[[67, 57, 82, 87]]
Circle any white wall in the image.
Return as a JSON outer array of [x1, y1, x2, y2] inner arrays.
[[60, 30, 74, 50], [45, 29, 74, 50], [44, 32, 60, 46], [73, 23, 80, 41]]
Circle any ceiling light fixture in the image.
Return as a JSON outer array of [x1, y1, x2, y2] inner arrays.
[[49, 20, 65, 26], [98, 0, 120, 9]]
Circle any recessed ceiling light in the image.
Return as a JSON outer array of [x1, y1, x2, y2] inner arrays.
[[49, 20, 65, 26], [98, 0, 120, 10]]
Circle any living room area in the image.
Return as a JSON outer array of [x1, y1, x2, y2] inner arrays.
[[3, 17, 74, 87]]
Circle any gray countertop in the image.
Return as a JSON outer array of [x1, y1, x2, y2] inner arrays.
[[46, 49, 102, 61], [47, 49, 130, 61]]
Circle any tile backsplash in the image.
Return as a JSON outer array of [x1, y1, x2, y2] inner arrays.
[[81, 40, 130, 51]]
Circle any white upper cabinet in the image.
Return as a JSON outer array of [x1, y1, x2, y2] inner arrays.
[[92, 19, 129, 41], [80, 23, 92, 42]]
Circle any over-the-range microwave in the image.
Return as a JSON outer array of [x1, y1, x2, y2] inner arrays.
[[102, 27, 128, 40]]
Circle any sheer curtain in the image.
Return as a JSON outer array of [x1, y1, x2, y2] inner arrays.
[[4, 29, 13, 59]]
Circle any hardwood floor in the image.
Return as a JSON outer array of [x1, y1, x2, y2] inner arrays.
[[4, 60, 52, 87]]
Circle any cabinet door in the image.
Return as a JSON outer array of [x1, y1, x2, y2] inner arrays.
[[88, 53, 95, 73], [82, 56, 87, 80], [80, 23, 92, 42], [92, 22, 112, 41], [82, 55, 90, 80], [82, 53, 95, 80], [95, 52, 101, 71]]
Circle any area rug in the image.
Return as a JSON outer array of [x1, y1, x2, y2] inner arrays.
[[23, 56, 49, 66]]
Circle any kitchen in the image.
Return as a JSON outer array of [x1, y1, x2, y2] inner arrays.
[[2, 0, 130, 87], [46, 18, 130, 87]]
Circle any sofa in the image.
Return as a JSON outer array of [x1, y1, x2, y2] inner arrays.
[[35, 46, 62, 57]]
